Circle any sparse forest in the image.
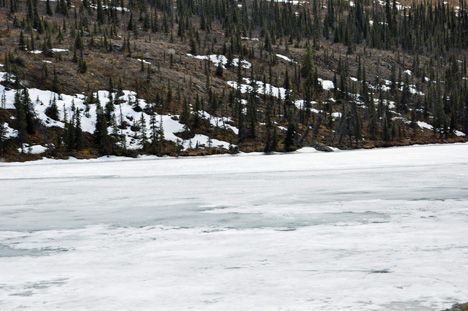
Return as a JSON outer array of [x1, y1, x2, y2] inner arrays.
[[0, 0, 468, 160]]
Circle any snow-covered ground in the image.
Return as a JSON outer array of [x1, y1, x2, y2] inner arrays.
[[227, 77, 334, 101], [276, 54, 297, 63], [241, 37, 259, 41], [0, 72, 233, 151], [187, 54, 252, 69], [265, 0, 307, 5], [2, 122, 17, 138], [16, 144, 48, 154], [1, 144, 468, 310]]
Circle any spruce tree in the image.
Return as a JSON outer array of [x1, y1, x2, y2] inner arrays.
[[52, 67, 61, 95], [75, 108, 84, 150], [215, 62, 223, 77], [46, 0, 52, 15], [1, 89, 6, 110], [19, 30, 26, 51], [22, 88, 36, 135], [14, 91, 27, 153], [94, 101, 109, 152], [0, 117, 6, 157], [301, 46, 314, 78], [64, 111, 75, 152], [139, 113, 147, 150], [283, 120, 296, 151], [149, 112, 159, 152], [46, 96, 59, 120], [157, 115, 164, 156], [192, 93, 202, 129]]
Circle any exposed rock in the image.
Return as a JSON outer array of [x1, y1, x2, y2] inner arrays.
[[309, 142, 334, 152], [442, 303, 468, 311]]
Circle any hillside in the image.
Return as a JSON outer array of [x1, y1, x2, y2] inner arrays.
[[0, 0, 468, 160]]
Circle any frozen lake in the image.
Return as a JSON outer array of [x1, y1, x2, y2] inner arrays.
[[0, 144, 467, 310]]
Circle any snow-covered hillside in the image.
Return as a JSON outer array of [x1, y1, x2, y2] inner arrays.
[[0, 72, 235, 151]]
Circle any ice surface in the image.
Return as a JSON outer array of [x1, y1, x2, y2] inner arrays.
[[1, 144, 468, 310]]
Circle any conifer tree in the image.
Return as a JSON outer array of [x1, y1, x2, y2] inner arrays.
[[283, 119, 296, 151], [19, 30, 26, 51], [301, 46, 314, 78], [75, 108, 84, 150], [0, 118, 6, 157], [1, 89, 6, 110], [180, 96, 190, 125], [271, 126, 278, 152], [139, 113, 147, 149], [46, 0, 52, 15], [192, 93, 202, 129], [46, 96, 59, 120], [97, 0, 104, 23], [353, 104, 362, 147], [14, 91, 27, 153], [22, 88, 36, 135], [99, 113, 110, 155], [149, 112, 159, 152], [52, 67, 61, 95], [215, 62, 223, 77], [158, 115, 164, 157], [64, 110, 75, 152], [263, 98, 274, 153], [94, 100, 110, 154]]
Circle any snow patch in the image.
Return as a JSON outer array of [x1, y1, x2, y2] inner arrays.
[[318, 78, 335, 90], [187, 54, 251, 69], [227, 78, 288, 100], [137, 59, 151, 65], [17, 144, 47, 154], [2, 122, 17, 138], [241, 37, 259, 41], [276, 54, 297, 63], [417, 121, 433, 130]]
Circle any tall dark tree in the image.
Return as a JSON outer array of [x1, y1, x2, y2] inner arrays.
[[94, 101, 110, 154], [14, 91, 27, 153], [283, 120, 296, 151], [0, 117, 7, 157], [75, 108, 84, 150], [46, 96, 59, 120], [22, 88, 36, 135]]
